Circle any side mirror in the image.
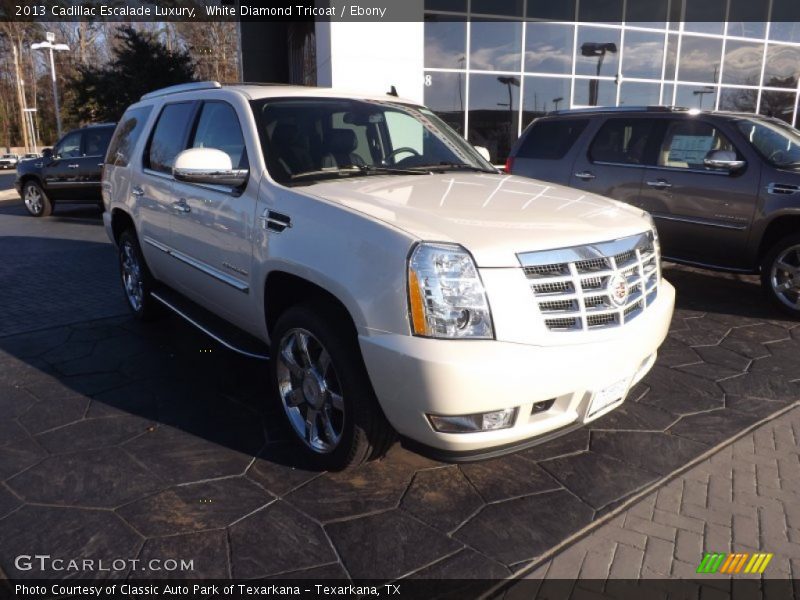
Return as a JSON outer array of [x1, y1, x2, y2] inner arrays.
[[474, 145, 491, 162], [173, 148, 248, 187], [41, 148, 53, 159], [704, 149, 746, 172]]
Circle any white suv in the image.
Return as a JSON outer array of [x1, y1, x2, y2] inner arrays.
[[103, 82, 675, 469]]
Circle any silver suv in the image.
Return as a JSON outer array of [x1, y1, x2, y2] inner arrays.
[[104, 82, 674, 469]]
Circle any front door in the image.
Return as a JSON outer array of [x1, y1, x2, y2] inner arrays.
[[43, 130, 84, 200], [637, 118, 760, 269]]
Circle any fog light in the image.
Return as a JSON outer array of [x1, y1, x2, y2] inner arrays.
[[428, 408, 518, 433]]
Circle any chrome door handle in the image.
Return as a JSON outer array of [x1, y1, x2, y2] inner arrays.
[[68, 164, 80, 169], [646, 179, 673, 190], [173, 199, 191, 214], [574, 171, 596, 181], [131, 186, 144, 197]]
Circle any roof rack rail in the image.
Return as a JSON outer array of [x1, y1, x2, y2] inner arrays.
[[140, 81, 221, 101], [549, 105, 693, 115]]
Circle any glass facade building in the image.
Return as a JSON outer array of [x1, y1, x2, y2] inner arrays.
[[423, 0, 800, 162]]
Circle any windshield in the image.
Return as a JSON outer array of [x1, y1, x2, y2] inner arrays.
[[736, 118, 800, 169], [251, 98, 495, 184]]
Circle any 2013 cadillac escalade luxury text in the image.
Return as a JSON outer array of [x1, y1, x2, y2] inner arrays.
[[103, 82, 675, 469]]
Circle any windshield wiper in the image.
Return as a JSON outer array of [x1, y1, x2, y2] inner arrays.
[[290, 164, 428, 182], [413, 162, 497, 173]]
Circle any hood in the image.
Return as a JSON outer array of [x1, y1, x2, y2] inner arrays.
[[303, 172, 651, 267]]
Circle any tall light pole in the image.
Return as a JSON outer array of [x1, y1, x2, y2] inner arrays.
[[32, 33, 70, 139]]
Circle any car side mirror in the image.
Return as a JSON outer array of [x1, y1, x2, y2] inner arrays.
[[474, 145, 491, 162], [41, 148, 53, 159], [173, 148, 248, 187], [704, 149, 746, 172]]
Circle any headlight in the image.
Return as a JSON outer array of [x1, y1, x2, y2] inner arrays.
[[407, 242, 494, 339]]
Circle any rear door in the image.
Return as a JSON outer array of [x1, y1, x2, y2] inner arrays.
[[638, 118, 760, 268], [569, 117, 660, 206], [74, 126, 114, 200], [510, 118, 589, 184]]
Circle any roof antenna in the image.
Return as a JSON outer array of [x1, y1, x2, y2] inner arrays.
[[387, 85, 398, 97]]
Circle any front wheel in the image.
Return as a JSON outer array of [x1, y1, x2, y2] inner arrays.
[[761, 234, 800, 317], [22, 181, 53, 217], [271, 305, 395, 470]]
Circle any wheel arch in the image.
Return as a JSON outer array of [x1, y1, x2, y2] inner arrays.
[[110, 207, 136, 244], [758, 214, 800, 268]]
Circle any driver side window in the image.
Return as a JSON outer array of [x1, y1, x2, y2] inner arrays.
[[658, 121, 737, 170], [55, 132, 82, 159]]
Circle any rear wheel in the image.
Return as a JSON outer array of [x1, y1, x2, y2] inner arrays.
[[761, 234, 800, 318], [271, 304, 395, 470], [118, 229, 161, 321], [22, 181, 52, 217]]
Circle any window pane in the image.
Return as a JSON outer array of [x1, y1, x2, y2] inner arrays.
[[662, 83, 675, 105], [722, 41, 764, 86], [468, 73, 519, 162], [769, 23, 800, 44], [622, 30, 665, 79], [759, 91, 797, 124], [678, 36, 722, 83], [573, 78, 617, 107], [763, 45, 800, 89], [526, 0, 575, 21], [674, 84, 717, 110], [471, 0, 524, 16], [575, 26, 620, 77], [192, 102, 247, 169], [726, 22, 767, 39], [578, 0, 622, 23], [148, 103, 195, 173], [425, 15, 466, 69], [107, 106, 152, 167], [683, 0, 726, 34], [521, 76, 571, 125], [727, 0, 768, 38], [518, 119, 588, 160], [719, 87, 757, 113], [84, 128, 113, 157], [658, 120, 736, 169], [424, 71, 466, 135], [589, 119, 656, 165], [770, 1, 800, 42], [625, 0, 667, 26], [524, 23, 573, 75], [425, 0, 467, 11], [56, 132, 82, 158], [619, 82, 661, 106], [664, 34, 678, 80], [470, 20, 522, 71]]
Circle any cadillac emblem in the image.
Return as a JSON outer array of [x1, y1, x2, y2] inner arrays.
[[608, 273, 629, 307]]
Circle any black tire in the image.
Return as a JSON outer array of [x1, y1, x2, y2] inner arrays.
[[22, 180, 53, 217], [118, 229, 161, 321], [761, 233, 800, 318], [271, 303, 395, 470]]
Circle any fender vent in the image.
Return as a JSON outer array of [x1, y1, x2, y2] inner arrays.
[[767, 183, 800, 195]]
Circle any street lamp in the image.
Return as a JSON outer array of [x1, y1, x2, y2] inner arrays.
[[693, 86, 715, 110], [553, 96, 564, 112], [581, 42, 617, 106], [31, 33, 70, 139]]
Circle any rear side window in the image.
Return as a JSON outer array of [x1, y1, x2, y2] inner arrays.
[[84, 128, 114, 157], [589, 119, 656, 165], [190, 102, 248, 169], [106, 106, 153, 167], [146, 102, 196, 173], [517, 119, 588, 160]]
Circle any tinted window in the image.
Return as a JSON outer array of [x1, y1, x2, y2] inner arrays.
[[468, 73, 519, 162], [517, 119, 588, 160], [622, 30, 665, 80], [424, 15, 466, 69], [524, 23, 573, 75], [55, 131, 82, 158], [763, 45, 800, 89], [107, 106, 153, 167], [658, 120, 737, 170], [470, 20, 522, 71], [191, 102, 248, 169], [146, 102, 196, 173], [722, 41, 764, 86], [590, 119, 656, 165], [424, 72, 466, 135], [677, 36, 722, 83]]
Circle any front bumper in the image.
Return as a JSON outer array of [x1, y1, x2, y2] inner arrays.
[[360, 279, 675, 454]]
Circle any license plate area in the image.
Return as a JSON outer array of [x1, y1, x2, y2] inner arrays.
[[586, 376, 631, 419]]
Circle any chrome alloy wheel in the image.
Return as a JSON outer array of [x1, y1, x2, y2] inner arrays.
[[23, 185, 43, 215], [277, 328, 345, 454], [120, 241, 144, 312], [771, 244, 800, 310]]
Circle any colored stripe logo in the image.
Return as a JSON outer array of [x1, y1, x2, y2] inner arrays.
[[697, 552, 773, 574]]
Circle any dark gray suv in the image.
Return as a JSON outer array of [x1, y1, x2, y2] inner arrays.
[[508, 107, 800, 317]]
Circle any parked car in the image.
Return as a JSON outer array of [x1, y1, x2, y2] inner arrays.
[[104, 82, 675, 469], [508, 106, 800, 316], [14, 123, 116, 217], [21, 153, 40, 161], [0, 153, 19, 169]]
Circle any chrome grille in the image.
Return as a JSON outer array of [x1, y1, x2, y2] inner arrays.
[[518, 231, 660, 332]]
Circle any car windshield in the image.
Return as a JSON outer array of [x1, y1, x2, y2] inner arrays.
[[736, 118, 800, 169], [251, 97, 495, 184]]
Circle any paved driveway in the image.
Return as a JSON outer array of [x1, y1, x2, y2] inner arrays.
[[0, 202, 798, 585]]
